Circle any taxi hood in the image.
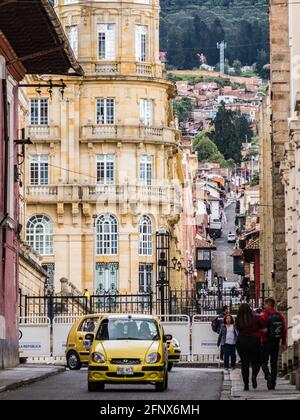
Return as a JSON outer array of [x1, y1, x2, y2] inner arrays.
[[95, 340, 160, 360]]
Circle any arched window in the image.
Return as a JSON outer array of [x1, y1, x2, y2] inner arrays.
[[139, 215, 153, 256], [97, 214, 118, 256], [26, 215, 53, 256]]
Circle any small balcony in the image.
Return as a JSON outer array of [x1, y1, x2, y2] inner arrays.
[[80, 124, 176, 144], [136, 63, 153, 76], [85, 184, 124, 203], [26, 125, 60, 142], [95, 62, 119, 75], [83, 184, 180, 207], [26, 185, 58, 203], [26, 185, 80, 204]]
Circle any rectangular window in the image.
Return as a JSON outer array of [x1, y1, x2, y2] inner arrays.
[[30, 156, 49, 185], [98, 24, 116, 60], [139, 264, 153, 293], [197, 250, 211, 261], [96, 98, 115, 124], [96, 263, 118, 293], [140, 99, 153, 126], [96, 155, 115, 184], [136, 26, 147, 62], [68, 26, 78, 58], [30, 99, 48, 125], [140, 155, 153, 185]]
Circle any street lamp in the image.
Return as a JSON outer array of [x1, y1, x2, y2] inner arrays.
[[92, 214, 98, 294], [156, 229, 170, 315], [172, 256, 182, 272]]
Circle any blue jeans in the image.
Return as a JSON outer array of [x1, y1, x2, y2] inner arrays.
[[223, 344, 237, 369]]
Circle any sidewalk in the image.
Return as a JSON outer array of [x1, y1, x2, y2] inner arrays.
[[222, 369, 300, 400], [0, 365, 65, 394]]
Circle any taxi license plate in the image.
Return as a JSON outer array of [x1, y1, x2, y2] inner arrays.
[[117, 366, 134, 376]]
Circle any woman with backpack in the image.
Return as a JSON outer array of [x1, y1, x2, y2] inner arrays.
[[236, 303, 267, 391], [217, 314, 238, 372]]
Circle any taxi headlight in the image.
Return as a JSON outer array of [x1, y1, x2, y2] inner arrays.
[[172, 338, 180, 348], [146, 352, 161, 364], [92, 352, 106, 364]]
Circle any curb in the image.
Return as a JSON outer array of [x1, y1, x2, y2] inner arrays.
[[220, 373, 232, 400], [0, 366, 66, 394], [176, 362, 221, 369]]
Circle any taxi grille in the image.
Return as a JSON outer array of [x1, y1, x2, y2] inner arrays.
[[110, 358, 141, 365], [106, 373, 145, 378]]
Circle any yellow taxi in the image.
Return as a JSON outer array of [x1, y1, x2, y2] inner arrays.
[[65, 314, 101, 370], [87, 314, 170, 392], [167, 337, 182, 371]]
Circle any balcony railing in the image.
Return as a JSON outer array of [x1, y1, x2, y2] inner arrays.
[[95, 63, 119, 75], [26, 183, 181, 209], [27, 186, 58, 196], [136, 63, 153, 76], [80, 124, 176, 143], [27, 125, 60, 141], [26, 185, 80, 203], [84, 184, 181, 207]]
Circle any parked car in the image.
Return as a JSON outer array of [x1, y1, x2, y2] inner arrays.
[[227, 232, 236, 243], [87, 314, 170, 392], [65, 314, 101, 370], [167, 337, 181, 371]]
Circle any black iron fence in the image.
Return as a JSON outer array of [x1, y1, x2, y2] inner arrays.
[[19, 287, 273, 323]]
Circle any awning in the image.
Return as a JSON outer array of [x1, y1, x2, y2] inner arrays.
[[0, 0, 83, 76]]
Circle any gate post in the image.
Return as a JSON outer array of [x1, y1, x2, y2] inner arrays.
[[149, 292, 153, 315], [47, 294, 54, 325]]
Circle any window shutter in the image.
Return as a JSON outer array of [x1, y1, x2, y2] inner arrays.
[[136, 26, 141, 61], [140, 100, 145, 123], [145, 100, 152, 126], [106, 24, 115, 60]]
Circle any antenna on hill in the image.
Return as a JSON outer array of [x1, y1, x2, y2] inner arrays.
[[217, 41, 227, 75]]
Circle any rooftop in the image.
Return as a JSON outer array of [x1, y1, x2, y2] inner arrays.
[[0, 0, 83, 77]]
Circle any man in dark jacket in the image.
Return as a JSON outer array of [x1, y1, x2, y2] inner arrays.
[[260, 298, 287, 390]]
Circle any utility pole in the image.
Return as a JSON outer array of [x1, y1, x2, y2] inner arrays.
[[217, 41, 227, 75]]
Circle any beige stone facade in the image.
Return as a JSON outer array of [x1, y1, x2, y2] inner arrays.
[[269, 0, 290, 310], [19, 241, 48, 297], [261, 1, 300, 359], [259, 87, 274, 290], [280, 0, 300, 347], [22, 0, 185, 296]]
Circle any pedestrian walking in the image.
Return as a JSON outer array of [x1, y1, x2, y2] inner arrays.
[[260, 298, 287, 390], [217, 314, 237, 372], [236, 303, 266, 391], [211, 306, 230, 361]]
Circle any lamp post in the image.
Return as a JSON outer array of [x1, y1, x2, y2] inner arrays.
[[156, 228, 170, 315], [92, 215, 98, 294]]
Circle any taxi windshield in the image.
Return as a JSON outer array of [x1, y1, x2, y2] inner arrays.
[[96, 318, 160, 341]]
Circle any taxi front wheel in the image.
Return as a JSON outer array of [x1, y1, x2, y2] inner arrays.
[[67, 351, 82, 370], [88, 381, 105, 392], [155, 372, 168, 392]]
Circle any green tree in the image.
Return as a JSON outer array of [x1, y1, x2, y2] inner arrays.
[[250, 172, 259, 187], [173, 98, 193, 123], [193, 133, 227, 166], [210, 103, 253, 163], [256, 49, 269, 79], [233, 59, 242, 75]]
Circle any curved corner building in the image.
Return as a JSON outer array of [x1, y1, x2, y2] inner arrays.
[[23, 0, 184, 298]]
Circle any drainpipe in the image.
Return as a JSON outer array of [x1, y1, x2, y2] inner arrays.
[[1, 75, 9, 284]]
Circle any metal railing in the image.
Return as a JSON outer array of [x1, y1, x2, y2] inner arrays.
[[19, 287, 273, 324]]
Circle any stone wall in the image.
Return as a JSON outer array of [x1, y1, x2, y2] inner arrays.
[[269, 0, 290, 309]]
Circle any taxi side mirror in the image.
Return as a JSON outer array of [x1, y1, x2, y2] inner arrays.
[[163, 334, 173, 343]]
